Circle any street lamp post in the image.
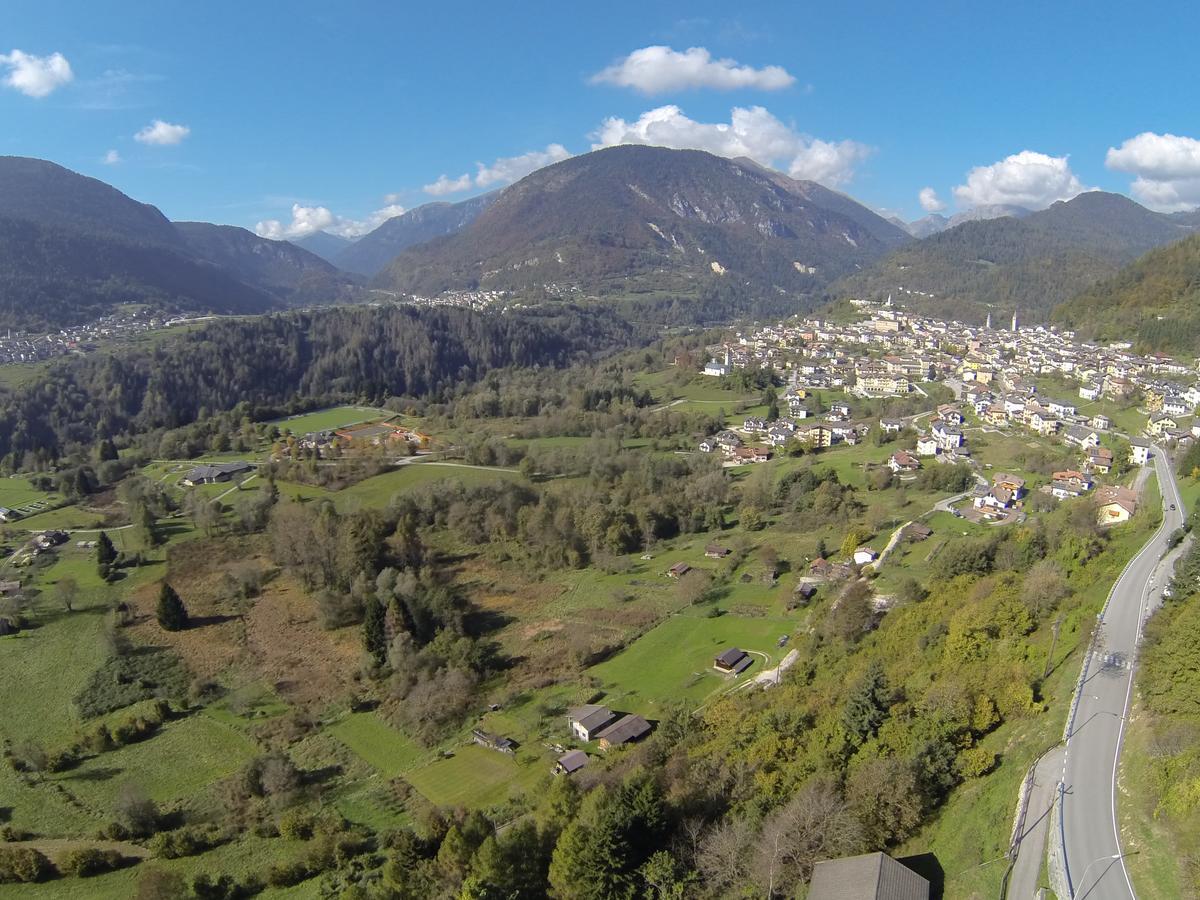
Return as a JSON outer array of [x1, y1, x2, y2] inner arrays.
[[1072, 852, 1132, 898]]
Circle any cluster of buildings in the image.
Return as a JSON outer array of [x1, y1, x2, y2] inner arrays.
[[701, 300, 1200, 438], [697, 394, 871, 461], [278, 421, 429, 459], [0, 310, 203, 366]]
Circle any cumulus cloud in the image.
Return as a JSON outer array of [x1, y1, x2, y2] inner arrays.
[[918, 186, 945, 212], [254, 201, 406, 241], [952, 151, 1086, 209], [591, 104, 871, 187], [102, 149, 121, 165], [134, 119, 190, 146], [590, 45, 795, 94], [424, 174, 473, 196], [423, 144, 571, 195], [0, 49, 73, 98], [1106, 132, 1200, 212]]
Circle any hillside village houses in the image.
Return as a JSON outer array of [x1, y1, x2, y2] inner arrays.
[[695, 300, 1200, 474]]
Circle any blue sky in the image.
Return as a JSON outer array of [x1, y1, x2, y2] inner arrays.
[[4, 0, 1200, 238]]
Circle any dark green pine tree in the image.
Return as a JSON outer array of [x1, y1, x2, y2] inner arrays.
[[363, 596, 387, 664], [96, 531, 117, 577], [816, 537, 828, 561], [156, 582, 189, 632], [96, 438, 118, 462], [842, 659, 891, 746]]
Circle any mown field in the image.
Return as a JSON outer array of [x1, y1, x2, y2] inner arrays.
[[268, 405, 395, 435]]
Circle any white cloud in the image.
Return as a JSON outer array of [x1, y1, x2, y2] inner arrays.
[[102, 149, 121, 165], [952, 151, 1086, 210], [591, 45, 795, 94], [423, 174, 473, 196], [254, 200, 407, 241], [134, 119, 190, 146], [0, 49, 73, 98], [918, 186, 945, 212], [591, 104, 871, 187], [423, 144, 571, 195], [1106, 132, 1200, 212], [255, 204, 335, 240], [474, 144, 571, 187]]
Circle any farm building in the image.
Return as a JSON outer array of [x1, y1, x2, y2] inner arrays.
[[667, 562, 692, 579], [182, 461, 254, 486], [471, 729, 515, 754], [704, 544, 731, 559], [567, 705, 617, 742], [713, 647, 753, 675], [596, 714, 652, 750], [554, 750, 588, 775]]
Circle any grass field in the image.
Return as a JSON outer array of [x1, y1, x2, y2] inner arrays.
[[0, 476, 56, 510], [404, 744, 547, 810], [329, 712, 427, 778], [57, 711, 257, 808], [0, 604, 110, 747], [1118, 706, 1189, 900], [269, 405, 394, 434], [330, 462, 522, 510], [0, 834, 320, 899], [588, 609, 795, 714]]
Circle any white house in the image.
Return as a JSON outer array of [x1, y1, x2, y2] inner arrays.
[[852, 547, 878, 566], [1047, 399, 1077, 417], [916, 436, 940, 456], [703, 360, 729, 377], [1163, 396, 1191, 417], [1129, 438, 1152, 465], [1079, 384, 1101, 401]]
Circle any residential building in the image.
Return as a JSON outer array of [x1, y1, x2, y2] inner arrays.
[[1096, 485, 1138, 525], [809, 852, 930, 900], [1129, 437, 1152, 465], [567, 705, 617, 742]]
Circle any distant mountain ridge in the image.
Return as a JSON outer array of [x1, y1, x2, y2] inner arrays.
[[1053, 231, 1200, 352], [374, 145, 911, 303], [294, 230, 355, 263], [174, 222, 361, 307], [835, 191, 1195, 322], [334, 193, 498, 276], [0, 156, 358, 330]]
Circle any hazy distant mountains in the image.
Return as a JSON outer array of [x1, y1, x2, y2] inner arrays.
[[373, 145, 910, 301], [0, 156, 360, 330], [902, 204, 1033, 238], [835, 192, 1196, 322], [331, 194, 498, 277]]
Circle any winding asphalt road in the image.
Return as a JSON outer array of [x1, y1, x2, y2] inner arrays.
[[1056, 445, 1184, 900]]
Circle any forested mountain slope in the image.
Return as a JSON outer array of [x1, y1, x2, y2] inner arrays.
[[0, 157, 358, 330], [0, 303, 639, 465], [1054, 232, 1200, 352], [174, 222, 362, 306], [832, 192, 1194, 322], [375, 145, 910, 302]]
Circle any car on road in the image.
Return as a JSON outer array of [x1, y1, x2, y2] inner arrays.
[[1170, 503, 1176, 510]]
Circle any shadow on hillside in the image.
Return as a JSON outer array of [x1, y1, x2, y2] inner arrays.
[[899, 853, 944, 899]]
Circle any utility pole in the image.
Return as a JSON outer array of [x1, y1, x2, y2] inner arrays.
[[1044, 615, 1063, 679]]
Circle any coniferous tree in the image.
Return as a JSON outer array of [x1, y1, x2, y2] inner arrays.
[[842, 659, 890, 746], [363, 596, 387, 664], [156, 583, 188, 632], [96, 531, 117, 578]]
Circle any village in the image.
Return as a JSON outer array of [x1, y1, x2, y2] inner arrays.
[[0, 308, 208, 366]]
